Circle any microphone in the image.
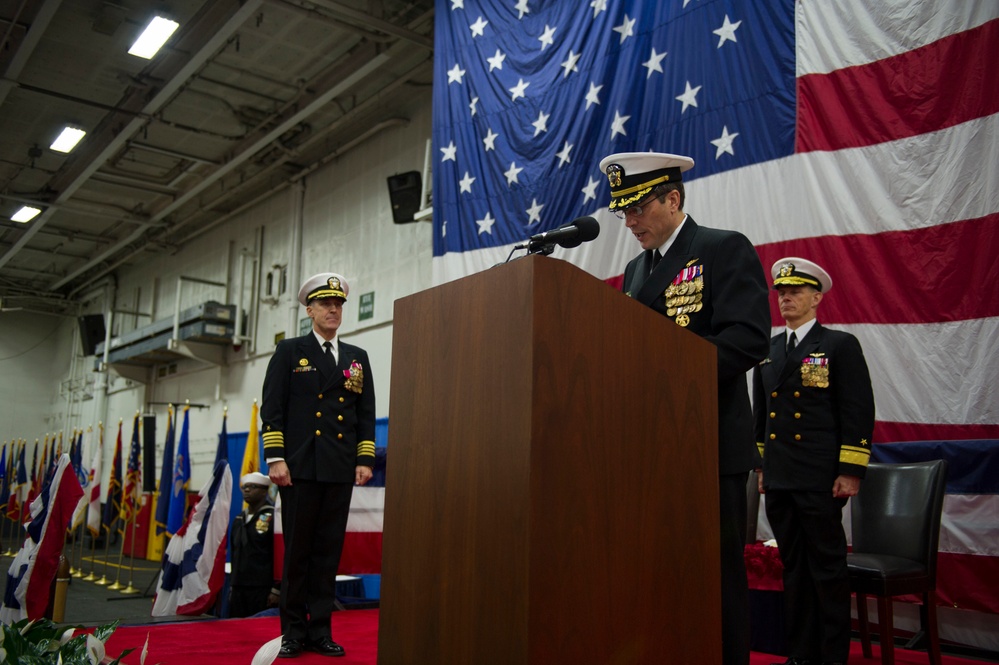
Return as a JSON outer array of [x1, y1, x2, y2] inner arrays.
[[521, 216, 600, 253]]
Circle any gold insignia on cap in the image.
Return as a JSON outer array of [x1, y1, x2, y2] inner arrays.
[[779, 262, 795, 278], [328, 276, 340, 290], [606, 164, 622, 188], [299, 358, 309, 366]]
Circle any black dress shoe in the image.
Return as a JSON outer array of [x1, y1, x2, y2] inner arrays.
[[308, 637, 346, 657], [278, 639, 304, 658]]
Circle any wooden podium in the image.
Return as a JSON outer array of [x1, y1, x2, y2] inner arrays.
[[379, 256, 721, 664]]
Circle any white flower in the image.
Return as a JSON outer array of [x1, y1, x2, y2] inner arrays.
[[86, 634, 106, 665]]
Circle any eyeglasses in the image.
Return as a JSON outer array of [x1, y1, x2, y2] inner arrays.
[[612, 192, 664, 219]]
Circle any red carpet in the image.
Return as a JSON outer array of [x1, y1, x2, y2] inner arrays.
[[102, 611, 989, 664]]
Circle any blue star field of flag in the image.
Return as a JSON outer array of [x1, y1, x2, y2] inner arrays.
[[432, 0, 795, 257]]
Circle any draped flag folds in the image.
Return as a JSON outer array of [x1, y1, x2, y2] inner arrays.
[[154, 406, 175, 536], [431, 0, 999, 614], [0, 455, 83, 623], [151, 458, 232, 617]]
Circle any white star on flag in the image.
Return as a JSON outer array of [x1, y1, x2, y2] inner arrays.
[[713, 15, 742, 47], [585, 82, 603, 109], [440, 141, 457, 162], [469, 97, 479, 116], [447, 64, 466, 84], [539, 25, 556, 50], [676, 81, 701, 112], [487, 49, 506, 71], [556, 141, 573, 167], [610, 110, 631, 139], [710, 125, 739, 158], [482, 128, 498, 151], [562, 51, 581, 77], [613, 15, 635, 44], [526, 198, 544, 225], [532, 110, 550, 136], [504, 162, 523, 186], [476, 211, 495, 234], [643, 48, 668, 78], [459, 171, 476, 193], [590, 0, 607, 18], [470, 16, 488, 37], [581, 176, 600, 203], [509, 78, 529, 101], [515, 0, 530, 19]]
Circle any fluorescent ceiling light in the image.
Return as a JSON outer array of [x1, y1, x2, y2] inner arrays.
[[11, 206, 42, 223], [128, 16, 179, 59], [50, 126, 87, 153]]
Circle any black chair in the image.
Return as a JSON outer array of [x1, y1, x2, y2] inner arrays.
[[848, 459, 948, 665]]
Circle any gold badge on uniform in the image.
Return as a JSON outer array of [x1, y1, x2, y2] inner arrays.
[[800, 355, 830, 388], [664, 264, 704, 326], [606, 164, 622, 188], [255, 512, 272, 534], [344, 360, 364, 393], [299, 358, 309, 366]]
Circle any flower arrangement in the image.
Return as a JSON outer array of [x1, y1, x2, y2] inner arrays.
[[0, 618, 139, 665]]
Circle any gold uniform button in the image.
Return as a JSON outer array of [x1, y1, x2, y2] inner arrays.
[[794, 413, 801, 419], [315, 429, 321, 436], [794, 434, 801, 441], [769, 412, 776, 419], [794, 391, 801, 398], [771, 391, 778, 398], [338, 415, 344, 422], [318, 393, 323, 399], [316, 412, 322, 418], [337, 433, 344, 440], [339, 397, 345, 403], [769, 434, 776, 440]]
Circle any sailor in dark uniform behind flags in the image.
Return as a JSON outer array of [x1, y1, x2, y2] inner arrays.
[[261, 272, 376, 659], [229, 471, 279, 618], [754, 257, 875, 665]]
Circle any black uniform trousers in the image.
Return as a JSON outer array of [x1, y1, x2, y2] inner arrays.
[[278, 480, 354, 642], [765, 489, 851, 664], [721, 472, 751, 665]]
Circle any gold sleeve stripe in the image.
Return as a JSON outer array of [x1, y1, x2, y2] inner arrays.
[[840, 446, 871, 466], [262, 431, 284, 447], [357, 440, 376, 457]]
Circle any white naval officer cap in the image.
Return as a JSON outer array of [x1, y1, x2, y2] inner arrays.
[[298, 272, 350, 306], [771, 257, 832, 293]]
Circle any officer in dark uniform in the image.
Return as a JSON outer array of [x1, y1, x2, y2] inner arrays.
[[229, 471, 279, 618], [261, 272, 376, 658], [753, 257, 875, 665], [600, 152, 771, 665]]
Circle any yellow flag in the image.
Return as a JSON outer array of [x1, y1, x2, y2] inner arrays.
[[241, 400, 260, 478]]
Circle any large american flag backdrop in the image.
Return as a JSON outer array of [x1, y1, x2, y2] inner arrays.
[[348, 0, 999, 628]]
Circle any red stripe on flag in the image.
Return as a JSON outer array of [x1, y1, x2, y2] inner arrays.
[[797, 18, 999, 153], [756, 213, 999, 325], [874, 422, 999, 444], [897, 552, 999, 615], [339, 532, 383, 575]]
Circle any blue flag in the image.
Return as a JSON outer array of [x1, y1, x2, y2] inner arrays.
[[102, 422, 123, 535], [215, 411, 228, 467], [167, 406, 192, 536], [0, 443, 8, 512], [154, 407, 175, 536]]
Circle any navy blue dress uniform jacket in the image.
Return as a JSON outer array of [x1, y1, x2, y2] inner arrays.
[[623, 216, 771, 475], [260, 333, 377, 480], [753, 322, 875, 488]]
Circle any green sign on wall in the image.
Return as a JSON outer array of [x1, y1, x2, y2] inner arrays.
[[358, 292, 375, 321]]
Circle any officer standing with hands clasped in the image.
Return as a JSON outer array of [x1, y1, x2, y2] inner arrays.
[[261, 272, 376, 659], [754, 257, 875, 665], [600, 151, 771, 665]]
